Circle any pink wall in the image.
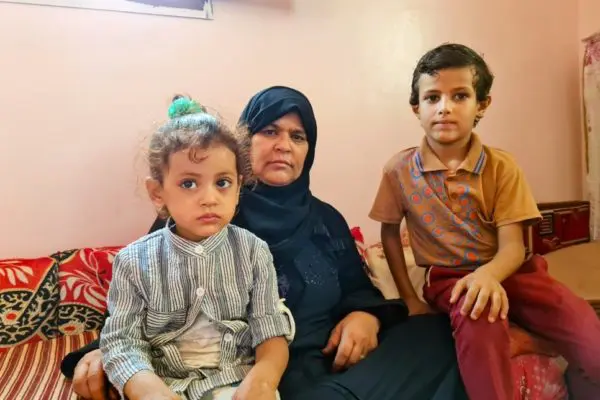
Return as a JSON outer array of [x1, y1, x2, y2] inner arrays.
[[0, 0, 583, 258], [580, 0, 600, 39]]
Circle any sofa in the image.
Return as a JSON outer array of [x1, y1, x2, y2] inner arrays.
[[1, 201, 598, 399], [0, 246, 119, 400]]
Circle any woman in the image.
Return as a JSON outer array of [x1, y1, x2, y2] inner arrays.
[[62, 86, 466, 400]]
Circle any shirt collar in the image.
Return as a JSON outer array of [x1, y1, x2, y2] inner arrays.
[[414, 133, 487, 174], [164, 218, 228, 257]]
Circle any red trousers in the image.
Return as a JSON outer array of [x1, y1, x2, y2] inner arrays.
[[423, 255, 600, 400]]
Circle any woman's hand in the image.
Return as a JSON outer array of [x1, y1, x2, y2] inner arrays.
[[322, 311, 380, 372], [72, 349, 119, 400]]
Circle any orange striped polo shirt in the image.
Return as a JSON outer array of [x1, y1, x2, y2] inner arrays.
[[369, 134, 541, 268]]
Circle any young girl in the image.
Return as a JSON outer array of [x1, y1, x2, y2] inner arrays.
[[100, 96, 294, 400]]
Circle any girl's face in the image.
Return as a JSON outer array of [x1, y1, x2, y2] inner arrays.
[[146, 144, 241, 241], [250, 113, 309, 187]]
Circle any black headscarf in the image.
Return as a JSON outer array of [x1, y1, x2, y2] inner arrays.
[[233, 86, 317, 248]]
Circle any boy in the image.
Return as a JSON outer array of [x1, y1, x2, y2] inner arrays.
[[369, 43, 600, 399]]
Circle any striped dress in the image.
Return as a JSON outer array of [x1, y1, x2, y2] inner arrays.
[[100, 224, 294, 399]]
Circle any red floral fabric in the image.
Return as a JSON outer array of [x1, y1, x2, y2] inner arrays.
[[0, 246, 122, 352], [55, 247, 122, 336], [0, 256, 60, 351], [350, 226, 367, 260], [584, 34, 600, 67]]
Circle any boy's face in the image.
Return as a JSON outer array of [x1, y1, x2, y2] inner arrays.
[[412, 67, 490, 146], [146, 145, 241, 242]]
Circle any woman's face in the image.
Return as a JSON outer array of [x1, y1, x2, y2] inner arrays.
[[250, 113, 309, 187]]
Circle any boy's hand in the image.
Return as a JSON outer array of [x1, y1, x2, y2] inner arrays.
[[405, 298, 436, 316], [450, 269, 509, 322]]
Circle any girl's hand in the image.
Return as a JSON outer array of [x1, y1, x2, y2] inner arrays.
[[233, 377, 277, 400], [125, 371, 181, 400]]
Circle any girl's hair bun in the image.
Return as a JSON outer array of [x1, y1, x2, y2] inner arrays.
[[168, 95, 206, 119]]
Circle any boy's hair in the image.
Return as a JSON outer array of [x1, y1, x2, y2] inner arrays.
[[148, 95, 254, 188], [409, 43, 494, 107]]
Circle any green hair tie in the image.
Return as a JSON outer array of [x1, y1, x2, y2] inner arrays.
[[168, 97, 206, 119]]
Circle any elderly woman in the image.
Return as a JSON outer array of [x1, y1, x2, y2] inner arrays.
[[62, 86, 466, 400]]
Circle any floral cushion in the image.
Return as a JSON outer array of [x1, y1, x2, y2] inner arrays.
[[0, 256, 60, 351], [0, 246, 121, 352], [55, 247, 122, 336], [350, 227, 367, 262], [364, 241, 421, 301]]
